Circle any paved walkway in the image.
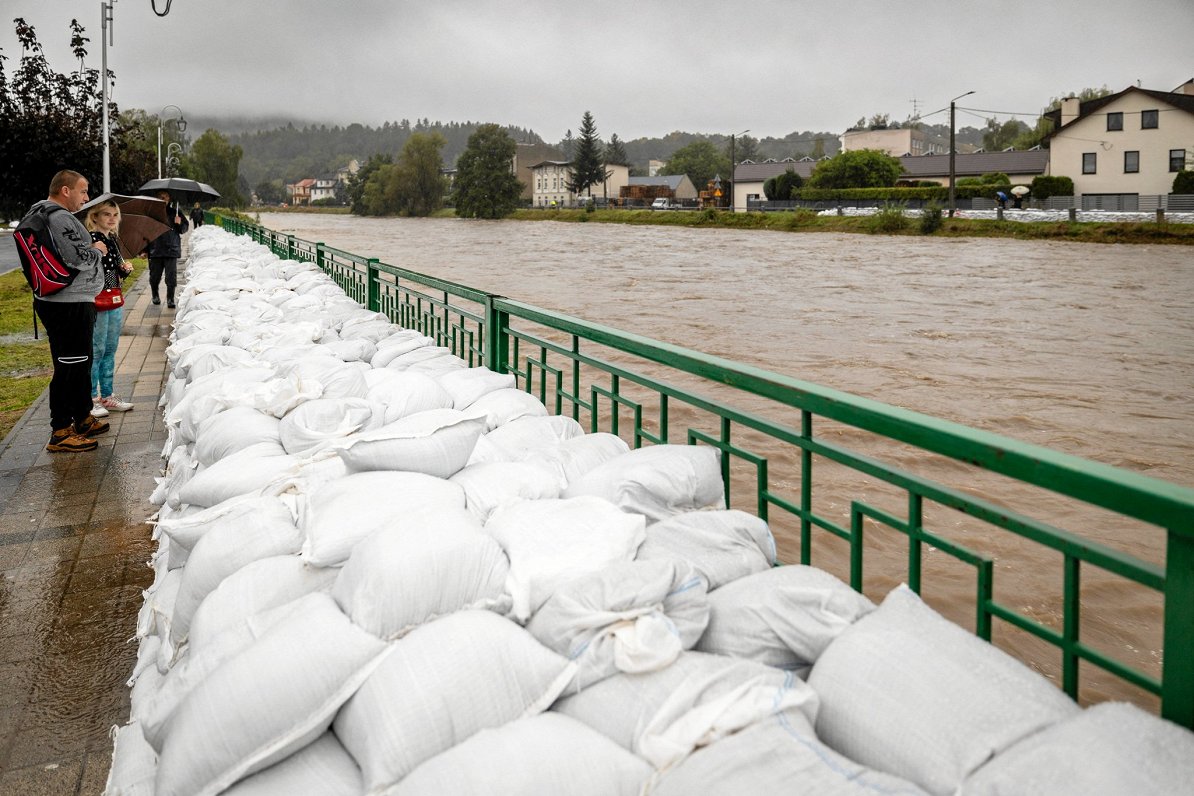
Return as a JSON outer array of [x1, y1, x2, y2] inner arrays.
[[0, 270, 174, 794]]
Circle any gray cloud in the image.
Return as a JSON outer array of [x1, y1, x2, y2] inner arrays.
[[3, 0, 1191, 140]]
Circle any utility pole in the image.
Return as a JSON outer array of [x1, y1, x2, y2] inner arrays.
[[948, 91, 974, 218]]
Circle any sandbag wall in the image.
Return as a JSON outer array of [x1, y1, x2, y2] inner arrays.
[[107, 225, 1194, 796]]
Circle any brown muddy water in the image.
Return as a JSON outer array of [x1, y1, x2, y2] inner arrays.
[[258, 212, 1194, 708]]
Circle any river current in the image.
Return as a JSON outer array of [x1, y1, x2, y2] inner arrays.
[[257, 212, 1194, 706]]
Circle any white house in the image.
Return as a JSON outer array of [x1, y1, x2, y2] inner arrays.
[[309, 173, 339, 203], [1045, 79, 1194, 199], [840, 126, 951, 157], [529, 161, 630, 207]]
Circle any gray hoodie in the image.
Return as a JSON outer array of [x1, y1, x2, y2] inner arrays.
[[27, 199, 104, 303]]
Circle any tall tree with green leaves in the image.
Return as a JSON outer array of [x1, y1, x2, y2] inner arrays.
[[348, 154, 393, 214], [567, 111, 607, 197], [188, 129, 246, 206], [661, 140, 730, 193], [393, 131, 447, 216], [454, 123, 523, 219], [604, 133, 629, 167]]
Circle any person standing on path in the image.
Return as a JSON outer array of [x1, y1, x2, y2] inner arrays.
[[146, 191, 189, 308], [21, 170, 111, 452], [83, 200, 134, 417], [190, 202, 204, 228]]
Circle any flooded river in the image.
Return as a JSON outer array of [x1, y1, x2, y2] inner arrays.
[[258, 212, 1194, 706]]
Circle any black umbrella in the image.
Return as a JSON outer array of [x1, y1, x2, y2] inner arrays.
[[138, 177, 221, 206], [75, 193, 172, 259]]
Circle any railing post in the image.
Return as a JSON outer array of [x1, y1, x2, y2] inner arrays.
[[1162, 526, 1194, 729], [316, 242, 326, 273], [366, 258, 379, 312], [1068, 208, 1077, 222], [1156, 209, 1165, 224], [484, 296, 509, 373], [287, 234, 297, 261]]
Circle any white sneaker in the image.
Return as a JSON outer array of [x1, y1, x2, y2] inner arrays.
[[91, 400, 109, 418], [101, 396, 135, 412]]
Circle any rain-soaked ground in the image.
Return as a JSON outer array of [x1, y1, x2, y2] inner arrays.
[[0, 272, 173, 793]]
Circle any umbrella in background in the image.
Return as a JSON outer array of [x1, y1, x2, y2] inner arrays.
[[138, 177, 221, 206], [75, 193, 171, 260], [1010, 185, 1030, 197]]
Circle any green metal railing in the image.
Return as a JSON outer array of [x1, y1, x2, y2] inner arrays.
[[213, 214, 1194, 729]]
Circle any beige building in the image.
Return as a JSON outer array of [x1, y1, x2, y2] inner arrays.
[[529, 161, 630, 207], [840, 127, 950, 157], [1045, 79, 1194, 198]]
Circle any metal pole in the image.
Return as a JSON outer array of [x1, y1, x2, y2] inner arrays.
[[157, 123, 162, 179], [101, 1, 115, 192], [948, 91, 973, 219], [729, 135, 735, 211]]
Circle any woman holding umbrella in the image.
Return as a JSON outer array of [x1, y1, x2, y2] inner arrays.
[[83, 200, 134, 416]]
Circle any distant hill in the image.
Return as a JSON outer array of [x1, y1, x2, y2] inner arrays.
[[191, 115, 990, 189]]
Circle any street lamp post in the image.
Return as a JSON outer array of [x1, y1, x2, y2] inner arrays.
[[948, 91, 974, 218], [729, 129, 750, 212], [157, 105, 187, 179], [100, 0, 116, 193]]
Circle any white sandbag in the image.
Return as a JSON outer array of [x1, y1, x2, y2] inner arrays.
[[961, 701, 1194, 796], [636, 509, 776, 589], [165, 366, 276, 442], [808, 584, 1080, 796], [321, 337, 376, 363], [461, 387, 549, 431], [333, 408, 484, 478], [282, 357, 369, 400], [176, 442, 295, 508], [129, 656, 165, 724], [696, 565, 874, 669], [404, 353, 468, 375], [563, 444, 725, 523], [277, 397, 387, 455], [137, 567, 182, 642], [154, 593, 389, 796], [193, 407, 282, 467], [449, 460, 561, 522], [528, 559, 709, 690], [484, 496, 647, 622], [104, 723, 158, 796], [468, 414, 586, 465], [369, 333, 436, 368], [157, 494, 293, 559], [383, 345, 455, 369], [334, 610, 575, 792], [523, 431, 630, 489], [298, 471, 466, 567], [553, 650, 816, 764], [393, 713, 651, 796], [437, 366, 517, 409], [187, 555, 338, 653], [337, 315, 395, 343], [332, 506, 510, 639], [221, 731, 363, 796], [177, 345, 260, 382], [169, 506, 303, 648], [647, 710, 929, 796], [364, 369, 454, 422], [141, 597, 314, 753]]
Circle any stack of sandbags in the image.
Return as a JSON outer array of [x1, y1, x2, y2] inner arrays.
[[106, 225, 1194, 796]]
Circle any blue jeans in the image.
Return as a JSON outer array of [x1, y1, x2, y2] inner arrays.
[[91, 306, 123, 398]]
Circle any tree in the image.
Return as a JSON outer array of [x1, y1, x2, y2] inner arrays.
[[604, 133, 629, 167], [0, 18, 155, 218], [728, 134, 760, 163], [982, 118, 1030, 151], [188, 129, 246, 207], [560, 129, 575, 160], [764, 169, 803, 200], [454, 123, 523, 219], [347, 154, 392, 214], [661, 140, 730, 194], [567, 111, 606, 197], [392, 131, 446, 216], [254, 180, 286, 205], [806, 149, 902, 189], [1029, 175, 1074, 201], [1172, 171, 1194, 194]]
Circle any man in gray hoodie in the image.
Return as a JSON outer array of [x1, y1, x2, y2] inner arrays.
[[25, 170, 111, 452]]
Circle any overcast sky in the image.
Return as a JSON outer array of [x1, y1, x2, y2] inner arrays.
[[3, 0, 1192, 142]]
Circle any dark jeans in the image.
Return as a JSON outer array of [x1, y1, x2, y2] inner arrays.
[[149, 257, 178, 301], [34, 299, 96, 430]]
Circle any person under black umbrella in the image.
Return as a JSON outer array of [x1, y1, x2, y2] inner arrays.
[[145, 191, 189, 308]]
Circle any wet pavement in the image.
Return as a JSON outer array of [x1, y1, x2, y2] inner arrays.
[[0, 270, 174, 793]]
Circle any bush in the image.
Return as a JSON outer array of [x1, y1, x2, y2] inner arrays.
[[1173, 170, 1194, 194], [920, 202, 943, 234], [1029, 175, 1074, 202], [870, 202, 909, 234]]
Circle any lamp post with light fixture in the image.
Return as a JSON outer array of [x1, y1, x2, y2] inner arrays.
[[729, 129, 750, 211], [157, 105, 187, 179]]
